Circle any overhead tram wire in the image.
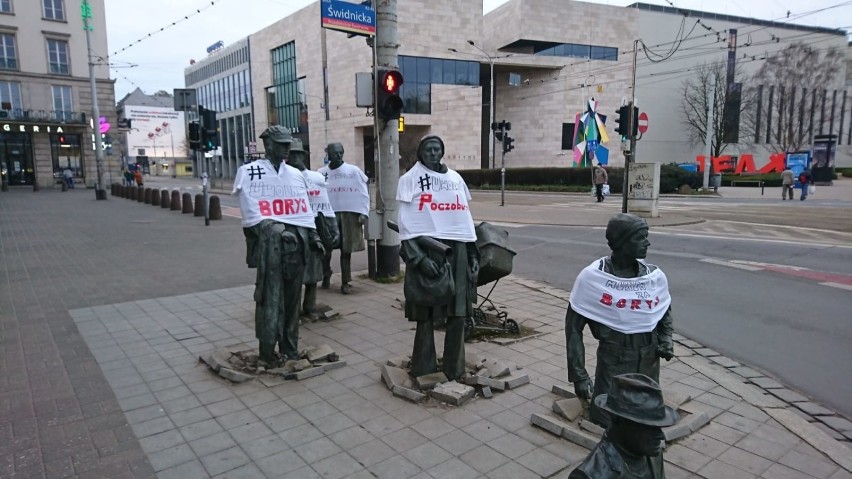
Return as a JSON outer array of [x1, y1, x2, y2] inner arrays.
[[110, 0, 230, 58]]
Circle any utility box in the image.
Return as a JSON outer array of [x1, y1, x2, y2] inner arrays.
[[355, 72, 373, 108], [627, 162, 660, 218]]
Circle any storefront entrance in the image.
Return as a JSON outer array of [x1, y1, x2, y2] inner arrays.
[[0, 133, 35, 186]]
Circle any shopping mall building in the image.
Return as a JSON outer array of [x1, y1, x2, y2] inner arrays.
[[183, 0, 850, 179]]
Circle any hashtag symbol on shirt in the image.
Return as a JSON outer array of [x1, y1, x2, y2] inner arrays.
[[248, 165, 265, 181], [418, 174, 432, 192]]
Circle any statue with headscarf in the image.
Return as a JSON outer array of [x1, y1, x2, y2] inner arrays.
[[396, 135, 479, 380], [565, 213, 674, 428]]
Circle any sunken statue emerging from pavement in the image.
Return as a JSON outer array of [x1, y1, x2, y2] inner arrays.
[[232, 126, 323, 366], [569, 373, 678, 478], [565, 213, 674, 427], [318, 142, 369, 294], [286, 138, 340, 319], [396, 135, 479, 381]]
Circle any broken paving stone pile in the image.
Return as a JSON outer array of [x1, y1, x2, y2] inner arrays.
[[531, 382, 710, 449], [380, 355, 530, 407], [199, 343, 345, 384]]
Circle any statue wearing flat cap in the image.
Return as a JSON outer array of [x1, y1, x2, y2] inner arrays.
[[569, 373, 678, 478], [565, 213, 674, 428], [232, 125, 323, 366]]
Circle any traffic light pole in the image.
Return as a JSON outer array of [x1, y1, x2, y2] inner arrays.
[[375, 0, 400, 278], [621, 39, 639, 214], [500, 148, 506, 206], [83, 2, 106, 200]]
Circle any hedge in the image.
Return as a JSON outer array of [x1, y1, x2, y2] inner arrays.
[[457, 164, 705, 194]]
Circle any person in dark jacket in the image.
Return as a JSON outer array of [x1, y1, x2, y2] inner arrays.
[[798, 168, 813, 201], [569, 373, 678, 478], [565, 213, 674, 428]]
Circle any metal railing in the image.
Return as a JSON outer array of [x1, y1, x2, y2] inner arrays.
[[0, 109, 88, 124]]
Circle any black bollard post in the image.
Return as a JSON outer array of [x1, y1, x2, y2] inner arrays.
[[170, 190, 181, 211], [182, 193, 193, 214], [209, 195, 222, 220], [137, 186, 145, 202], [160, 190, 170, 209], [151, 189, 160, 206], [194, 194, 203, 217]]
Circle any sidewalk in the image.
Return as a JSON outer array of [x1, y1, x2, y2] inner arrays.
[[1, 187, 851, 478]]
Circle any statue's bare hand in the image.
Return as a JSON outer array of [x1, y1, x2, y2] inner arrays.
[[574, 378, 593, 401], [420, 258, 440, 278]]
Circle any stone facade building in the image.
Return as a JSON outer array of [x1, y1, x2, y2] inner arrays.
[[0, 0, 114, 189], [183, 0, 849, 179]]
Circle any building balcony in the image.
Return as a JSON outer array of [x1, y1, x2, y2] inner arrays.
[[0, 109, 88, 125]]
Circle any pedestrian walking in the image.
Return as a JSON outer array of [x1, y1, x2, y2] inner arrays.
[[134, 169, 144, 187], [780, 167, 794, 200], [799, 168, 813, 201], [593, 164, 608, 203], [124, 169, 134, 187]]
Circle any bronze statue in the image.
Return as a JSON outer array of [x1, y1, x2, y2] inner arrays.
[[287, 139, 340, 319], [318, 143, 369, 294], [569, 373, 677, 478], [232, 126, 323, 366], [397, 135, 479, 380], [565, 213, 674, 427]]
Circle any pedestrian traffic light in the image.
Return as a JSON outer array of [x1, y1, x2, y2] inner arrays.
[[376, 69, 404, 121], [188, 121, 201, 150], [502, 135, 514, 154], [614, 105, 629, 137], [199, 106, 218, 152]]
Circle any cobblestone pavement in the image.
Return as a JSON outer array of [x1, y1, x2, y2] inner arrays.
[[2, 186, 851, 478]]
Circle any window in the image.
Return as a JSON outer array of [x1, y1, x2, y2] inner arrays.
[[591, 46, 618, 61], [562, 123, 576, 150], [398, 55, 481, 115], [534, 42, 618, 62], [0, 80, 23, 113], [0, 33, 16, 70], [51, 85, 72, 121], [47, 39, 69, 75], [270, 41, 300, 132], [0, 0, 12, 14], [43, 0, 64, 20]]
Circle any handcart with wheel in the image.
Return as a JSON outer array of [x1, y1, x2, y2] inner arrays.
[[465, 222, 519, 339]]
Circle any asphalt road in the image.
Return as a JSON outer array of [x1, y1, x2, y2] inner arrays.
[[506, 223, 852, 418]]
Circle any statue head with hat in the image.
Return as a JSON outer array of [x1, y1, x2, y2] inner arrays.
[[260, 125, 294, 169], [286, 138, 308, 171], [606, 213, 650, 273], [595, 373, 678, 456]]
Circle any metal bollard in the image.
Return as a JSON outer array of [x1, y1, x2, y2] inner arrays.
[[151, 189, 160, 206], [144, 188, 152, 204], [160, 190, 170, 209], [137, 186, 145, 202]]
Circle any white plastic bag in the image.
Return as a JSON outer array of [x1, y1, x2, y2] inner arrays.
[[808, 185, 816, 195], [602, 184, 610, 196]]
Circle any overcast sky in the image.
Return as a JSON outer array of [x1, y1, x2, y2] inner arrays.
[[104, 0, 851, 101]]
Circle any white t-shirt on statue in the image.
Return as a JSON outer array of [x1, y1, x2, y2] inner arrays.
[[318, 162, 369, 216], [302, 169, 335, 218], [231, 158, 316, 229], [397, 161, 476, 242]]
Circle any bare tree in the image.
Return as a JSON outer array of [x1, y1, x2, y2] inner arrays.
[[681, 61, 757, 157], [753, 42, 843, 153]]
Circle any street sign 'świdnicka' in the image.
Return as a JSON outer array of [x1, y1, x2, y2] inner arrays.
[[321, 0, 376, 37]]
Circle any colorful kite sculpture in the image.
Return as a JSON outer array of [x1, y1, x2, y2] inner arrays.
[[573, 98, 609, 167]]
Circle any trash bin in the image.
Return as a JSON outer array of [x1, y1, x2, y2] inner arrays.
[[709, 174, 722, 189]]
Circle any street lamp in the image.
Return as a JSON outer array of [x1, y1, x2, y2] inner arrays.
[[449, 41, 499, 169]]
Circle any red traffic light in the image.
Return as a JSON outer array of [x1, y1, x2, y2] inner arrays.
[[58, 135, 66, 144], [380, 70, 403, 94]]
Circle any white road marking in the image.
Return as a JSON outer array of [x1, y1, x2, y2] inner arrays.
[[819, 282, 852, 292], [699, 258, 764, 271]]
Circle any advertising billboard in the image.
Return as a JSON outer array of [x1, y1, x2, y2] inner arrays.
[[125, 105, 186, 162]]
